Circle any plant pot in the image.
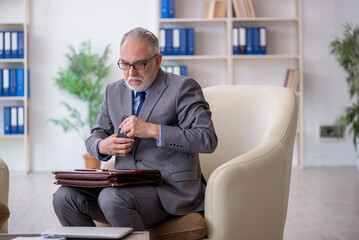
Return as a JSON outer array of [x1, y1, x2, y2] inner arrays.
[[83, 154, 100, 169]]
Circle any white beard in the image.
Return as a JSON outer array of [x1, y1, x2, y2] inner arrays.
[[125, 76, 155, 92]]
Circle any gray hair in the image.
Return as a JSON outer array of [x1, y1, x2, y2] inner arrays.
[[120, 27, 159, 55]]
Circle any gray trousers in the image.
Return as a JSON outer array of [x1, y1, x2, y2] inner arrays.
[[53, 185, 172, 231]]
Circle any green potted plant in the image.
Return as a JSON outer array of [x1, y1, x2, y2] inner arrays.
[[48, 41, 111, 169], [330, 23, 359, 169]]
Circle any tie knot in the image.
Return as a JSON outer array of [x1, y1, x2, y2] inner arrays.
[[137, 91, 146, 100]]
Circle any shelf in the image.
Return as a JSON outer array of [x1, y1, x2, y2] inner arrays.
[[0, 97, 26, 101], [0, 23, 25, 28], [233, 54, 300, 60], [232, 17, 299, 22], [159, 18, 227, 23], [1, 0, 30, 173], [159, 17, 299, 24], [0, 59, 25, 63], [0, 135, 26, 139], [157, 0, 303, 167], [163, 55, 228, 60]]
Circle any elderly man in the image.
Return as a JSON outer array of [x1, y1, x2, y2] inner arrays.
[[53, 27, 217, 230]]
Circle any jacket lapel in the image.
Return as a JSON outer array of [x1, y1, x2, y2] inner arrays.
[[138, 69, 168, 121], [134, 69, 168, 155]]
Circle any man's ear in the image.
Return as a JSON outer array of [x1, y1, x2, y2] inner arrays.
[[156, 53, 163, 69]]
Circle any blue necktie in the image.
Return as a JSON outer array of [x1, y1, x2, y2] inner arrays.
[[135, 91, 146, 116]]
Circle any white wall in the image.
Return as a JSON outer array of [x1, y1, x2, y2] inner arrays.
[[302, 0, 359, 166], [2, 0, 359, 171]]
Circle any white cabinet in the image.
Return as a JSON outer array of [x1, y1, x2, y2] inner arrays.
[[0, 0, 30, 172], [156, 0, 303, 166]]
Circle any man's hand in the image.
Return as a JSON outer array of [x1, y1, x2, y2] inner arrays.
[[99, 133, 135, 157], [119, 115, 160, 140]]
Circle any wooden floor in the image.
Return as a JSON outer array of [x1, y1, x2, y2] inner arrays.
[[7, 167, 359, 239]]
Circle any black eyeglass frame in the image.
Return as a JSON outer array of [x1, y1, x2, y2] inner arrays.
[[117, 54, 158, 71]]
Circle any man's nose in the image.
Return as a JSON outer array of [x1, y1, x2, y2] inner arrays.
[[129, 65, 137, 76]]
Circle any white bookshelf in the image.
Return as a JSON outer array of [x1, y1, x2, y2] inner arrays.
[[0, 0, 30, 173], [156, 0, 303, 167]]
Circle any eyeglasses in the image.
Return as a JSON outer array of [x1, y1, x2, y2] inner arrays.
[[118, 54, 158, 71]]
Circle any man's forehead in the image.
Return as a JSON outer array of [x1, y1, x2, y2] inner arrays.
[[120, 40, 150, 61]]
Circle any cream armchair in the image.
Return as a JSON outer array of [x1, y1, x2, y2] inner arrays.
[[200, 85, 297, 239], [0, 158, 10, 233], [101, 85, 298, 240]]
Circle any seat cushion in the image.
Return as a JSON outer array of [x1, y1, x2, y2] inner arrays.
[[0, 203, 10, 225], [146, 212, 206, 240], [94, 212, 207, 240]]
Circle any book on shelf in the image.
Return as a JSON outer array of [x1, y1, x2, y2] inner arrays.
[[246, 0, 256, 18], [9, 68, 17, 96], [240, 26, 266, 55], [232, 27, 239, 54], [2, 69, 9, 96], [0, 68, 30, 97], [246, 27, 254, 54], [187, 28, 195, 55], [259, 27, 267, 54], [160, 0, 175, 18], [160, 28, 195, 56], [179, 28, 187, 55], [18, 106, 24, 134], [0, 69, 2, 96], [11, 32, 17, 58], [4, 31, 11, 58], [0, 31, 3, 58], [252, 27, 260, 54], [3, 105, 24, 135], [239, 26, 246, 54], [0, 30, 24, 59], [232, 0, 255, 18], [172, 28, 180, 55], [202, 1, 214, 18], [161, 64, 187, 76], [16, 68, 24, 96], [202, 0, 226, 19], [17, 31, 24, 58], [10, 106, 17, 133], [232, 0, 240, 18], [213, 1, 227, 18], [3, 106, 11, 134], [160, 28, 166, 54], [165, 28, 173, 55], [284, 69, 300, 91]]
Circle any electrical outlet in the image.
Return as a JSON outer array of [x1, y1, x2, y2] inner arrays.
[[320, 125, 344, 138]]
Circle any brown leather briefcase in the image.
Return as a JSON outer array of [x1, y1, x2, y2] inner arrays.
[[53, 169, 162, 188]]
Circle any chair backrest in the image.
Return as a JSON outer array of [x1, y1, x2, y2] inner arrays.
[[200, 85, 297, 180]]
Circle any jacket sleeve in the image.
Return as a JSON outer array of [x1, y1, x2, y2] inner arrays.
[[160, 78, 218, 154], [86, 84, 114, 160]]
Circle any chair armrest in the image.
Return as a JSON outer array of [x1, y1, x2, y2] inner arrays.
[[204, 140, 293, 240], [0, 158, 9, 233], [0, 159, 9, 206]]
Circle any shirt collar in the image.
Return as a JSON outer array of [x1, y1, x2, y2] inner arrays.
[[133, 88, 150, 98]]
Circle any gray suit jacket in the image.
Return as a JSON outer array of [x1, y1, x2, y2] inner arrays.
[[86, 69, 217, 215]]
